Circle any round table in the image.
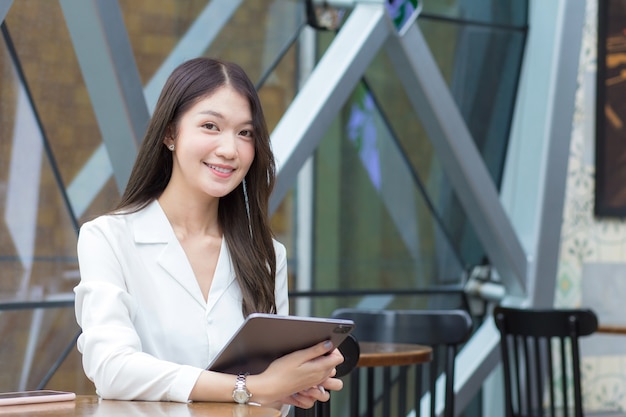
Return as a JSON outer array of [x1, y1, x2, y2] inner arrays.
[[296, 342, 434, 417], [0, 395, 281, 417], [357, 342, 432, 367], [351, 342, 432, 417]]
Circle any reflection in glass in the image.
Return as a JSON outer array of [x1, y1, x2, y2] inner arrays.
[[0, 30, 77, 303], [3, 55, 44, 298], [361, 12, 527, 271], [312, 82, 465, 315], [420, 16, 526, 267], [258, 40, 300, 275], [0, 2, 91, 394], [346, 91, 382, 190]]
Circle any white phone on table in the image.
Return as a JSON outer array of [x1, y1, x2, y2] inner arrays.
[[0, 390, 76, 406]]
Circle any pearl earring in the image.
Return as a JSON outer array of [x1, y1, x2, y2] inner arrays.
[[168, 144, 175, 151]]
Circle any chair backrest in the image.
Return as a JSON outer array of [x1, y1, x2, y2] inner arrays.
[[332, 308, 473, 417], [335, 333, 360, 378], [493, 306, 598, 417]]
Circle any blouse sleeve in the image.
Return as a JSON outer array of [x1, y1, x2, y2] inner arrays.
[[74, 219, 202, 402]]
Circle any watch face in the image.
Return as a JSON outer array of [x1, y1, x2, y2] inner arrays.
[[233, 389, 250, 404]]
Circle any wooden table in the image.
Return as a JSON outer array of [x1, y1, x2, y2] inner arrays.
[[296, 341, 433, 417], [0, 395, 281, 417], [357, 342, 432, 367], [598, 324, 626, 335], [296, 342, 433, 417], [345, 342, 432, 417]]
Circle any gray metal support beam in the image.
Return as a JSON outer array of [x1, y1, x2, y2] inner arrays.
[[530, 0, 585, 307], [453, 316, 502, 416], [59, 0, 149, 193], [384, 25, 528, 296], [270, 3, 392, 213], [0, 1, 12, 23]]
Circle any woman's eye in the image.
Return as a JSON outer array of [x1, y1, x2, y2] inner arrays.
[[240, 129, 254, 138], [203, 123, 218, 131]]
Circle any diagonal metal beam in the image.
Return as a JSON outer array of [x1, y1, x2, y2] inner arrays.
[[529, 0, 585, 308], [0, 1, 12, 23], [384, 25, 527, 296], [59, 0, 149, 193], [270, 4, 392, 213]]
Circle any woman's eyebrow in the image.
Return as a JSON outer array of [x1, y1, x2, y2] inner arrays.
[[196, 110, 253, 126], [197, 109, 224, 119]]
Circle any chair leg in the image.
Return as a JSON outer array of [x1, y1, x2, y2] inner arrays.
[[350, 368, 360, 417], [383, 366, 391, 416], [294, 407, 314, 417], [317, 400, 330, 417], [366, 367, 375, 417], [415, 362, 423, 417], [398, 366, 408, 417]]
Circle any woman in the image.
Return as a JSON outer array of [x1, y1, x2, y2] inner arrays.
[[74, 57, 343, 412]]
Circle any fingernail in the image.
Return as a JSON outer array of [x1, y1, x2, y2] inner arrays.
[[324, 340, 333, 350], [318, 385, 326, 394]]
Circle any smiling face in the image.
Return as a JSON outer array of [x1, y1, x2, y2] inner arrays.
[[163, 85, 255, 202]]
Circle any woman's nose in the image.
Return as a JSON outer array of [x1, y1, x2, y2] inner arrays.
[[216, 133, 237, 158]]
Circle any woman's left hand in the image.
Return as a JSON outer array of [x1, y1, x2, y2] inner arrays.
[[280, 375, 344, 409]]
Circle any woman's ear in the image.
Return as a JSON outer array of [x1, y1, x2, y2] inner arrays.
[[163, 126, 175, 148]]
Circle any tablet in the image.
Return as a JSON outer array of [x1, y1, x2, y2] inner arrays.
[[208, 313, 355, 375], [0, 390, 76, 406]]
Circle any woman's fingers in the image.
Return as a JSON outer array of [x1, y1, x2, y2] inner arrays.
[[281, 392, 317, 409], [319, 377, 343, 392], [290, 340, 337, 362], [282, 385, 330, 408], [320, 349, 344, 368], [255, 342, 346, 404]]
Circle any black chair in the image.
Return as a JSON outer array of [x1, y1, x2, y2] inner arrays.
[[493, 306, 625, 417], [331, 308, 473, 417]]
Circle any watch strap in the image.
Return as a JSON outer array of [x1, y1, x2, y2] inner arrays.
[[232, 372, 252, 404]]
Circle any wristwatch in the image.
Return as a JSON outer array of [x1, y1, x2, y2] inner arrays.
[[232, 373, 252, 404]]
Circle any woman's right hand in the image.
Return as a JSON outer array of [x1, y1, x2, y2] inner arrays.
[[247, 340, 345, 406]]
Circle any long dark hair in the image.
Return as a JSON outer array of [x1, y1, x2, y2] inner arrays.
[[116, 57, 277, 316]]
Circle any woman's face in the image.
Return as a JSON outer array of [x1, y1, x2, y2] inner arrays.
[[164, 85, 255, 201]]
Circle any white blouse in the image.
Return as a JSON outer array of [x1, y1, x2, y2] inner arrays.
[[74, 200, 288, 402]]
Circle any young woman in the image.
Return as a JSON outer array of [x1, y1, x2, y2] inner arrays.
[[74, 57, 343, 413]]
